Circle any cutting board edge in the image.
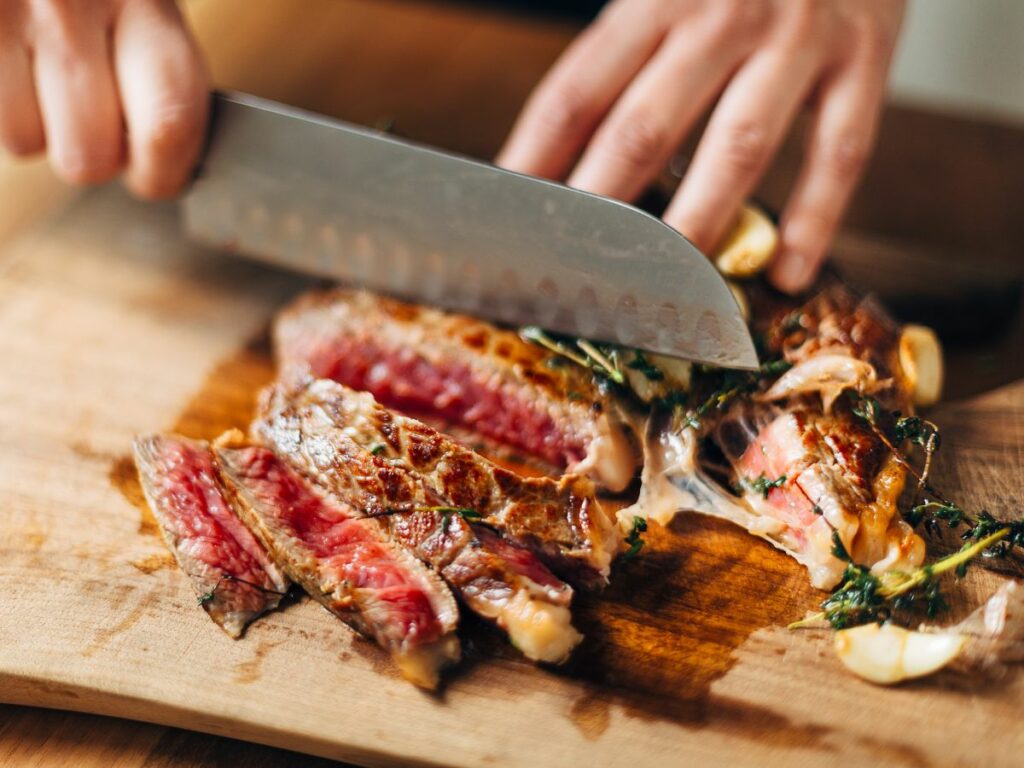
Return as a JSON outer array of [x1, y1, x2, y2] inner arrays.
[[0, 670, 447, 768]]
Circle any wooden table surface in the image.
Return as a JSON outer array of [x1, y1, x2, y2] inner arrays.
[[2, 1, 1021, 766]]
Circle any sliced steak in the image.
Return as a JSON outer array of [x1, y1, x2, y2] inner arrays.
[[272, 288, 639, 491], [133, 435, 289, 637], [255, 379, 618, 587], [216, 443, 461, 688], [252, 381, 593, 662]]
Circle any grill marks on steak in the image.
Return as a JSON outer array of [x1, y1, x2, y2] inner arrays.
[[272, 288, 640, 492], [216, 444, 461, 688], [253, 380, 587, 663], [257, 379, 618, 586], [132, 435, 290, 637]]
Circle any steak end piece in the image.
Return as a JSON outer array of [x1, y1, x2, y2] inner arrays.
[[272, 288, 640, 492], [216, 443, 461, 689], [132, 435, 290, 638], [253, 381, 592, 662]]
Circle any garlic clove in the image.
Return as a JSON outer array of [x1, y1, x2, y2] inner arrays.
[[714, 203, 778, 278], [727, 280, 750, 323], [834, 623, 965, 684], [899, 324, 944, 407]]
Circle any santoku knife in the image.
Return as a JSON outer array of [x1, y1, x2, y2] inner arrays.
[[182, 92, 757, 369]]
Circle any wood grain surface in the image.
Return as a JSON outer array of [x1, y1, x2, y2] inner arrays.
[[1, 1, 1023, 765]]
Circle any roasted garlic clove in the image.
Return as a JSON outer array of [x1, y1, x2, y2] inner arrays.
[[834, 623, 965, 684], [714, 203, 778, 278], [899, 324, 944, 407], [621, 349, 693, 404], [727, 280, 750, 323]]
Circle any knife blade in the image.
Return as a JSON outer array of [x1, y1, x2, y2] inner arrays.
[[182, 92, 757, 369]]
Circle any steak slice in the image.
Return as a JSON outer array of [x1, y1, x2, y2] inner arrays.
[[216, 443, 461, 688], [253, 381, 589, 662], [133, 435, 289, 637], [713, 405, 925, 589], [256, 379, 618, 586], [272, 288, 640, 492]]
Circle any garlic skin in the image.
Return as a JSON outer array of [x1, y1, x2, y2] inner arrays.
[[834, 623, 966, 684], [759, 354, 879, 412]]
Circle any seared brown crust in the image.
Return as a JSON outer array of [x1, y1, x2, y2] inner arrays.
[[254, 379, 617, 586], [272, 288, 641, 491], [762, 282, 909, 408]]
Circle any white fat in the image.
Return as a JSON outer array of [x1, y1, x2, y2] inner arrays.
[[620, 418, 823, 579], [571, 410, 639, 494], [396, 635, 462, 690], [760, 354, 878, 412], [499, 590, 582, 664]]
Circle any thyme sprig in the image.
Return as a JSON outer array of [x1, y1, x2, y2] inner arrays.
[[848, 393, 1024, 554], [791, 528, 1010, 629], [743, 473, 788, 499], [519, 326, 624, 384], [626, 351, 664, 381], [679, 359, 792, 431], [792, 392, 1024, 631], [623, 516, 648, 560]]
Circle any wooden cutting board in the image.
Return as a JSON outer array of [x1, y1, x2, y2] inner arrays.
[[2, 187, 1023, 768]]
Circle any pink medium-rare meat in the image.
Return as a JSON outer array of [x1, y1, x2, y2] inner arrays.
[[253, 381, 585, 663], [712, 405, 924, 589], [256, 379, 619, 586], [215, 443, 460, 688], [132, 435, 289, 637], [272, 288, 640, 492]]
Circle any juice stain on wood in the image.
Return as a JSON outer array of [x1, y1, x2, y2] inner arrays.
[[127, 328, 821, 736], [108, 455, 156, 535]]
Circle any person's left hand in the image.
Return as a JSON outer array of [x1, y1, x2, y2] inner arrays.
[[497, 0, 906, 294]]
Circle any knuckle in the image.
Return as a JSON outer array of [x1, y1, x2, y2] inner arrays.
[[854, 17, 896, 59], [706, 0, 769, 43], [718, 121, 769, 177], [29, 0, 80, 45], [601, 112, 669, 169], [53, 150, 121, 185], [144, 100, 202, 155], [817, 136, 870, 179], [529, 80, 595, 140]]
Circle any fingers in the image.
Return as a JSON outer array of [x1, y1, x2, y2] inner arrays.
[[495, 2, 665, 180], [768, 60, 888, 294], [114, 0, 208, 200], [663, 45, 821, 254], [566, 16, 758, 202], [0, 41, 44, 156], [31, 5, 124, 184]]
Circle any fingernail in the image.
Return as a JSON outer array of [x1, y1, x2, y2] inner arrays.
[[771, 250, 818, 295]]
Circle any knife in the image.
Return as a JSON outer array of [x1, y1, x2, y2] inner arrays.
[[182, 92, 757, 370]]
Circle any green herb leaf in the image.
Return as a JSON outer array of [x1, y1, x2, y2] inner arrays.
[[626, 351, 664, 381], [744, 473, 787, 499], [623, 516, 648, 560]]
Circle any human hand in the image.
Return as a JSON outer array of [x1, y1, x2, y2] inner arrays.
[[0, 0, 209, 199], [498, 0, 906, 293]]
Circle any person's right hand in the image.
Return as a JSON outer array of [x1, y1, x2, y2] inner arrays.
[[0, 0, 209, 199]]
